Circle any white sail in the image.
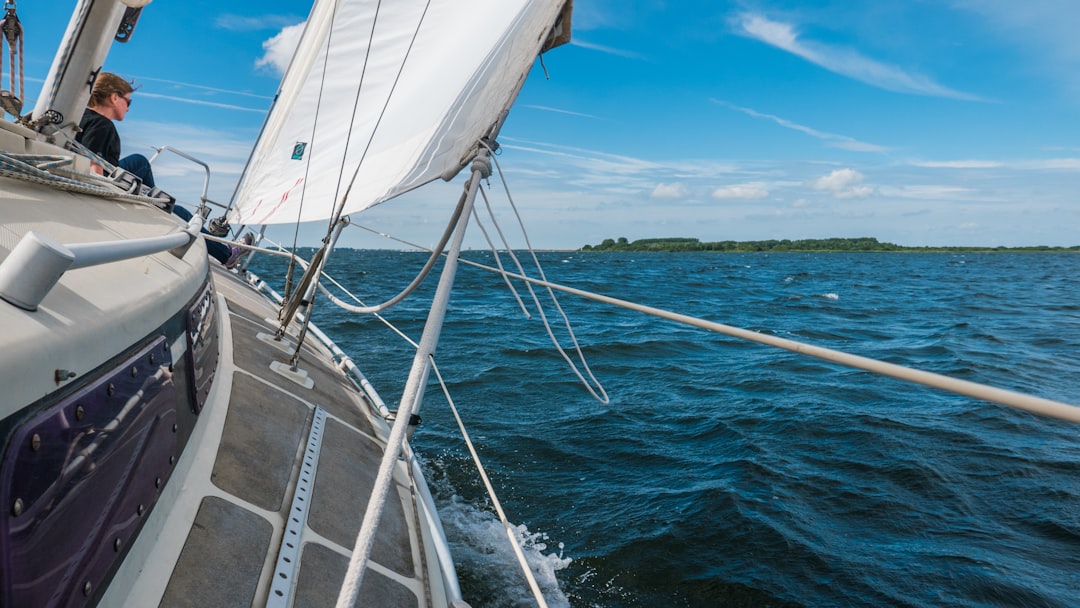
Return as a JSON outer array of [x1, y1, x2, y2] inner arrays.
[[230, 0, 570, 226]]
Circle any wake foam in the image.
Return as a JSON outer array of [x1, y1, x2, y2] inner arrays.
[[438, 494, 573, 607]]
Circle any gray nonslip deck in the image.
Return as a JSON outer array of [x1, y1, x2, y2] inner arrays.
[[160, 267, 429, 607]]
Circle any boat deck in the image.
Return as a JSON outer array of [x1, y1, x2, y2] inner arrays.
[[109, 265, 446, 607]]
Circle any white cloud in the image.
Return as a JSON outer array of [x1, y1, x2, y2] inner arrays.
[[713, 100, 887, 152], [810, 168, 873, 198], [256, 23, 306, 76], [651, 182, 688, 199], [712, 183, 769, 200], [811, 168, 863, 191], [835, 186, 873, 199], [735, 13, 984, 101]]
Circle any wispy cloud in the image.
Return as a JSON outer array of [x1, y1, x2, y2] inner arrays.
[[1022, 158, 1080, 170], [500, 138, 663, 175], [912, 160, 1004, 169], [651, 182, 688, 200], [734, 13, 984, 101], [912, 157, 1080, 171], [499, 137, 749, 202], [877, 185, 978, 200], [523, 105, 601, 120], [953, 1, 1080, 97], [134, 77, 274, 100], [120, 120, 259, 205], [570, 39, 647, 61], [136, 92, 267, 113], [712, 183, 769, 200], [713, 99, 887, 152], [216, 14, 301, 32]]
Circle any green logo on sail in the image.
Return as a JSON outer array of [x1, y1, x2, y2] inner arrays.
[[292, 142, 307, 160]]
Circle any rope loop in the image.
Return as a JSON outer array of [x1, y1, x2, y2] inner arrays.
[[470, 153, 492, 179]]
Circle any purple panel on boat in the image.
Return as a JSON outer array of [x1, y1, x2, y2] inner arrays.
[[187, 281, 219, 413], [0, 337, 177, 608]]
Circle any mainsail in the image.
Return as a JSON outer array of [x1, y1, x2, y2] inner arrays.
[[230, 0, 571, 226]]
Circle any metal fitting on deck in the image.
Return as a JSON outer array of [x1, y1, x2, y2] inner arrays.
[[0, 231, 75, 310]]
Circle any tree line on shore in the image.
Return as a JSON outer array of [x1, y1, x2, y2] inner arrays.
[[579, 237, 1079, 253]]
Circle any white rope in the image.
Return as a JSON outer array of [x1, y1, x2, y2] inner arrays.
[[350, 209, 612, 404], [472, 186, 609, 403], [429, 358, 551, 608], [237, 235, 421, 352], [480, 145, 608, 403], [0, 151, 169, 206], [316, 190, 469, 315], [470, 200, 531, 317]]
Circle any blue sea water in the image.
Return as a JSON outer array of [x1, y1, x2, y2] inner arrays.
[[252, 251, 1080, 607]]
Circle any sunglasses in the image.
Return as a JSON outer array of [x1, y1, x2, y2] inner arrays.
[[120, 95, 132, 108]]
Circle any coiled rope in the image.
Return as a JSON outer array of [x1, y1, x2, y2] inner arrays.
[[0, 150, 171, 206]]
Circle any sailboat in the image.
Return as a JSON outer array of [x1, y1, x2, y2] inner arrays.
[[0, 0, 571, 606], [3, 1, 1078, 607]]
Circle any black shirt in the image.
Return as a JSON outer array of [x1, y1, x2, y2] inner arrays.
[[75, 108, 121, 166]]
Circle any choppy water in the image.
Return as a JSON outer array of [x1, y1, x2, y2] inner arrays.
[[251, 251, 1080, 607]]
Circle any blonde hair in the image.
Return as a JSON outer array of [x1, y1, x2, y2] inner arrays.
[[88, 72, 135, 107]]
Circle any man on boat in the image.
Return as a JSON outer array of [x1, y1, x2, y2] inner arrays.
[[75, 72, 249, 267]]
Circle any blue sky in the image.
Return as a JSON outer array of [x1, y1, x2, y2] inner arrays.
[[17, 1, 1080, 249]]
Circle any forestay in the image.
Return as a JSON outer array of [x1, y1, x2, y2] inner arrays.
[[230, 0, 570, 226]]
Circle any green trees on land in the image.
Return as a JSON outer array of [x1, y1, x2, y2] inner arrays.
[[579, 237, 1079, 253]]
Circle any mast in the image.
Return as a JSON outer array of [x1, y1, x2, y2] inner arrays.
[[29, 0, 126, 136]]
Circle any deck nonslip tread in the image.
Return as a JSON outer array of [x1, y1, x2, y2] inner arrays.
[[193, 268, 423, 603], [213, 270, 371, 431], [227, 313, 368, 430], [294, 543, 420, 608], [211, 372, 312, 511], [310, 418, 416, 578], [159, 496, 272, 607]]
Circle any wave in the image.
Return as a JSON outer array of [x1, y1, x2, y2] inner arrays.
[[421, 453, 575, 607], [269, 251, 1080, 607]]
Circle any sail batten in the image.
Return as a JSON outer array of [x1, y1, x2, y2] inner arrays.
[[231, 0, 569, 226]]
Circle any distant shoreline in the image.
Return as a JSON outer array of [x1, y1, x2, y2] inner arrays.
[[579, 237, 1079, 253]]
